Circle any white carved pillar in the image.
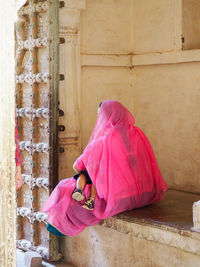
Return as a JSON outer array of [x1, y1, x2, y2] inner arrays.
[[58, 1, 86, 178], [0, 1, 16, 266]]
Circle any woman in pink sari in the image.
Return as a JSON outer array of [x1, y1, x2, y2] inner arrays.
[[41, 100, 168, 236]]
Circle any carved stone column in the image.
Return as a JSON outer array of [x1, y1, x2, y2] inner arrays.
[[58, 1, 86, 179]]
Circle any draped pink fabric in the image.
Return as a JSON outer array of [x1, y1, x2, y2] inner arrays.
[[41, 100, 168, 236]]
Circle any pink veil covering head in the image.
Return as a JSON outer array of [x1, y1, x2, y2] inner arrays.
[[89, 100, 135, 141], [41, 100, 168, 236]]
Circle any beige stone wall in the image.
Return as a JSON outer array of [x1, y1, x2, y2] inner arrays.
[[78, 0, 200, 192], [133, 62, 200, 192], [61, 225, 200, 267], [80, 0, 134, 54], [80, 0, 135, 148], [133, 0, 176, 54], [81, 66, 134, 148], [182, 0, 200, 50]]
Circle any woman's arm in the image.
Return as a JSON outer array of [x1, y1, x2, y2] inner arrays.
[[73, 163, 79, 173], [73, 154, 86, 173]]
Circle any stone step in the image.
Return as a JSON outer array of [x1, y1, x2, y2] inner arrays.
[[62, 190, 200, 267]]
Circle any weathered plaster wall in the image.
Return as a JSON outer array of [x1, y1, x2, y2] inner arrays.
[[133, 62, 200, 192], [79, 0, 200, 192], [61, 224, 200, 267], [133, 0, 175, 54], [80, 0, 135, 148], [81, 66, 134, 148], [80, 0, 134, 54], [182, 0, 200, 50]]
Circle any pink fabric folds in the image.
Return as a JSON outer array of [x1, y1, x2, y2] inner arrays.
[[41, 100, 168, 236]]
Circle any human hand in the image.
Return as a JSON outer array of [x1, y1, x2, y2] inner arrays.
[[16, 165, 23, 190]]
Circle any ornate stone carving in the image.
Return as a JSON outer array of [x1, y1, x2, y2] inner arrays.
[[37, 13, 50, 38], [16, 72, 50, 84], [35, 177, 49, 189], [35, 108, 49, 118], [16, 108, 49, 119], [19, 141, 35, 153], [17, 239, 33, 251], [17, 38, 49, 52], [22, 174, 36, 188], [22, 174, 49, 190], [17, 240, 49, 259], [18, 2, 48, 16], [22, 154, 33, 173], [17, 207, 32, 218], [35, 246, 49, 259], [17, 107, 34, 118], [19, 141, 50, 154], [33, 212, 48, 223], [35, 142, 49, 154]]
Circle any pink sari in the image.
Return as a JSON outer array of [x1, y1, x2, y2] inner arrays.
[[41, 100, 168, 236]]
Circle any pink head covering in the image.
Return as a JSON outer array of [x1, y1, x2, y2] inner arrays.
[[90, 100, 135, 141]]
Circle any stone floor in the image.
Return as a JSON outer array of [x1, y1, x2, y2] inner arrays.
[[114, 189, 200, 231]]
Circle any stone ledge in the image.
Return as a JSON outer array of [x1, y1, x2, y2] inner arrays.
[[81, 54, 132, 67], [81, 49, 200, 67], [100, 190, 200, 256], [132, 49, 200, 66]]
